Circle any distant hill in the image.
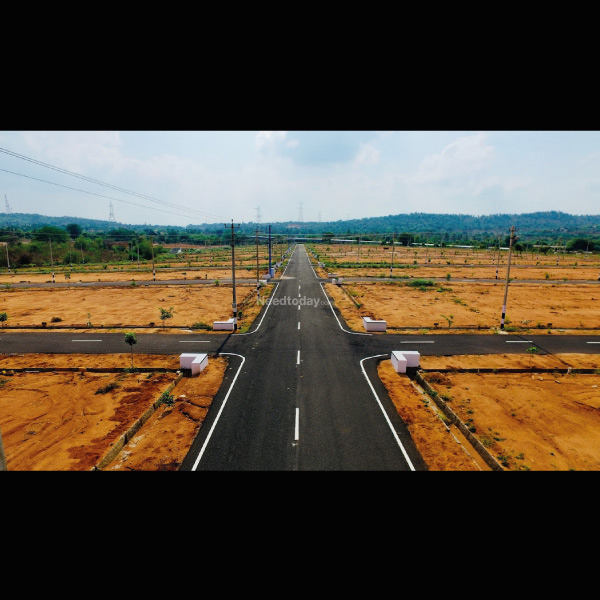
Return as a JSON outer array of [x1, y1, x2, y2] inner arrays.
[[1, 210, 600, 241]]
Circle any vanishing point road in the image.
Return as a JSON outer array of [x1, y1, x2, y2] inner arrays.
[[1, 244, 599, 470]]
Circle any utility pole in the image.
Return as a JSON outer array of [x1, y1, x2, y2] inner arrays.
[[255, 228, 260, 300], [268, 224, 273, 278], [5, 242, 10, 273], [500, 225, 517, 331], [151, 236, 155, 281], [390, 232, 395, 277], [226, 220, 240, 330], [495, 236, 501, 279], [49, 238, 55, 283]]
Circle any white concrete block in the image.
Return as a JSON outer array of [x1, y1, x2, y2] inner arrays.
[[180, 353, 208, 375], [363, 316, 387, 332], [213, 318, 235, 331], [191, 353, 208, 375], [391, 350, 420, 372], [401, 350, 420, 367], [391, 351, 408, 373], [180, 353, 200, 369]]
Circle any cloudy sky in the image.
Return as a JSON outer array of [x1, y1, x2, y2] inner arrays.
[[0, 130, 598, 228]]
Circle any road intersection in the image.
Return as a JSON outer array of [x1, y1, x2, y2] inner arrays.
[[1, 244, 598, 470]]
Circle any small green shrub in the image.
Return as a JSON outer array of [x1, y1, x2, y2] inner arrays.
[[159, 391, 176, 407], [95, 381, 120, 395]]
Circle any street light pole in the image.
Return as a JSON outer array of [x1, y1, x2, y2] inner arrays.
[[268, 224, 273, 278], [226, 220, 240, 331], [390, 231, 395, 277], [151, 236, 155, 281], [49, 238, 55, 284], [495, 236, 501, 279], [500, 225, 517, 331], [255, 228, 260, 301]]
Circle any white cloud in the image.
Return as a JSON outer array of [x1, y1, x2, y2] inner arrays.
[[413, 132, 494, 184], [22, 131, 123, 173], [255, 131, 288, 152], [354, 143, 380, 166]]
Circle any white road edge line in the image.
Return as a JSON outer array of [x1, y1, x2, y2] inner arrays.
[[319, 282, 372, 336], [179, 340, 210, 343], [360, 354, 416, 471], [191, 352, 245, 471], [235, 281, 280, 336], [72, 339, 103, 342], [400, 341, 435, 344], [295, 407, 299, 441], [306, 249, 319, 278]]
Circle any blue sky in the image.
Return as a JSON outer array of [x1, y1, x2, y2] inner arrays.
[[0, 130, 598, 228]]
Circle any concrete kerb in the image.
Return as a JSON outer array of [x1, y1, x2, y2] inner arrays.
[[91, 371, 184, 471], [412, 370, 505, 472]]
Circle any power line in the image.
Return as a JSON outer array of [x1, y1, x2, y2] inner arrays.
[[0, 166, 217, 223], [0, 146, 225, 223]]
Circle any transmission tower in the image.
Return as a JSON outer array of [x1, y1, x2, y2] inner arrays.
[[4, 194, 12, 214], [255, 205, 262, 223], [109, 201, 116, 222]]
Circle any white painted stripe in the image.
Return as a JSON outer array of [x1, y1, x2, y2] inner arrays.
[[360, 355, 416, 471], [234, 281, 280, 337], [400, 341, 434, 344], [298, 304, 300, 310], [295, 408, 299, 441], [191, 353, 245, 471], [298, 322, 301, 330], [72, 339, 102, 342], [179, 340, 210, 343], [297, 350, 301, 365], [506, 340, 533, 343], [587, 342, 600, 344], [319, 282, 371, 336]]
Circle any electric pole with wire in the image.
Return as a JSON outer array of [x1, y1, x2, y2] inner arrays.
[[151, 236, 155, 281], [49, 238, 55, 283], [390, 231, 395, 277], [500, 225, 518, 331], [226, 220, 241, 330], [268, 224, 273, 278], [255, 228, 260, 300]]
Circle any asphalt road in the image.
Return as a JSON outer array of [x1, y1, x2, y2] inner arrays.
[[1, 244, 599, 471]]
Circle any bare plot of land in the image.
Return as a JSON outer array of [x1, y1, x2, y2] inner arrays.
[[0, 353, 227, 471], [0, 283, 273, 332], [324, 280, 600, 332], [379, 353, 600, 471]]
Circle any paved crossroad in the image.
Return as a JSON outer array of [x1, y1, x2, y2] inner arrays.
[[1, 244, 599, 470]]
